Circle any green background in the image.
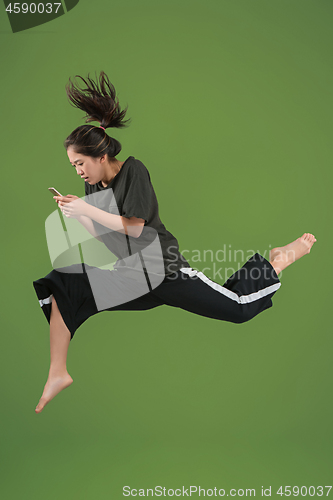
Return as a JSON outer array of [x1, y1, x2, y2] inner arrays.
[[1, 0, 332, 498]]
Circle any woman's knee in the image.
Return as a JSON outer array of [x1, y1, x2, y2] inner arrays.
[[232, 306, 254, 324]]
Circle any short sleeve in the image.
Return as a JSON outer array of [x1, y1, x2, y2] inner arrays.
[[121, 164, 152, 223]]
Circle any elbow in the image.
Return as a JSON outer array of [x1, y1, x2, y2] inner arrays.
[[136, 226, 144, 238], [129, 227, 143, 238], [123, 217, 145, 238]]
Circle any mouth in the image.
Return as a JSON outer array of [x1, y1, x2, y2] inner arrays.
[[81, 176, 89, 180]]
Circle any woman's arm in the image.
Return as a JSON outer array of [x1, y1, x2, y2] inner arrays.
[[85, 205, 145, 239], [76, 215, 103, 242], [55, 195, 145, 238]]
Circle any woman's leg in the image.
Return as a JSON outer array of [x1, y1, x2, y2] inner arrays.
[[152, 255, 281, 324], [151, 234, 317, 324], [35, 296, 73, 414]]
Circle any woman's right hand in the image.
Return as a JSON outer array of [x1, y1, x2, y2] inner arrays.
[[54, 195, 88, 219]]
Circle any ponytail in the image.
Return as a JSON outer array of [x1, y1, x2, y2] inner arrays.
[[64, 71, 130, 158]]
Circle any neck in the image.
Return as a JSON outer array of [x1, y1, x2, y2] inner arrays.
[[100, 159, 122, 187]]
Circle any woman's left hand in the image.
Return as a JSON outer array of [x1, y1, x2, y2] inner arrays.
[[53, 195, 89, 219]]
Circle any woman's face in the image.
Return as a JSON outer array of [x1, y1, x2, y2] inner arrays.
[[67, 146, 105, 185]]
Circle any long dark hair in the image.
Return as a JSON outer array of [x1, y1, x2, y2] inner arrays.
[[64, 71, 130, 159]]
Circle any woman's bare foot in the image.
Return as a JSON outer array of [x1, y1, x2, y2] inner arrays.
[[269, 233, 317, 275], [35, 372, 73, 413]]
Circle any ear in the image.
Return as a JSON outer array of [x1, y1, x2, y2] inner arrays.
[[100, 154, 107, 163]]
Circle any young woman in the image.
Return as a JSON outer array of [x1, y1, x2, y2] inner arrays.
[[33, 71, 317, 413]]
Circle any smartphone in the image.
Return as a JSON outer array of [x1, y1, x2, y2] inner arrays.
[[48, 187, 63, 197]]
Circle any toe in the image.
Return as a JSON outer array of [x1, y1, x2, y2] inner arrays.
[[35, 397, 46, 413]]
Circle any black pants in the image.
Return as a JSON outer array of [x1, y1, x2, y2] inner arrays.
[[32, 253, 281, 341]]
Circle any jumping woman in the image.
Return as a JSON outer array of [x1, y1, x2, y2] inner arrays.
[[33, 71, 317, 413]]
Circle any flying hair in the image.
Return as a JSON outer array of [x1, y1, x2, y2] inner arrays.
[[65, 71, 131, 130]]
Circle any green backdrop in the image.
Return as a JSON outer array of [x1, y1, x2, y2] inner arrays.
[[1, 0, 332, 498]]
